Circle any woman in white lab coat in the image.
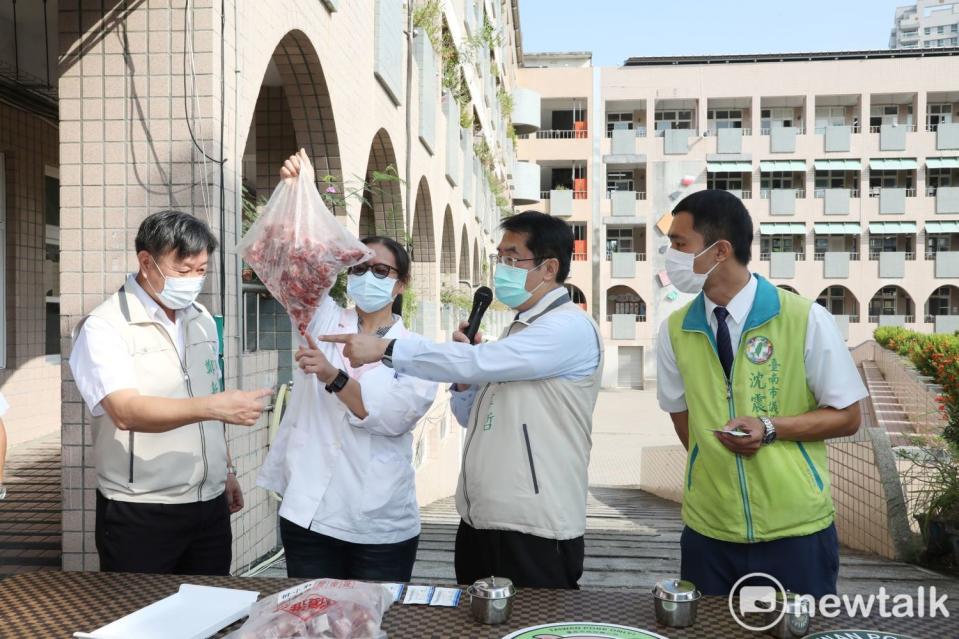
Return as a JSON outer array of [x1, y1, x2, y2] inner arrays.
[[257, 152, 438, 581]]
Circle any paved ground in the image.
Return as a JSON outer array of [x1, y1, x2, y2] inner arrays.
[[0, 434, 61, 576], [587, 388, 676, 487]]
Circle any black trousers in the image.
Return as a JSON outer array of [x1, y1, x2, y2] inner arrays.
[[454, 520, 584, 589], [95, 490, 232, 575], [280, 517, 419, 582]]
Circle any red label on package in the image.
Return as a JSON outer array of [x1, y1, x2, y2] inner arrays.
[[278, 594, 334, 622]]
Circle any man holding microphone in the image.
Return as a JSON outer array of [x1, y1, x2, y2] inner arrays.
[[321, 211, 602, 588]]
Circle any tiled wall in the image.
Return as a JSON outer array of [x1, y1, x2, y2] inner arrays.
[[0, 102, 60, 447], [58, 0, 505, 573], [827, 433, 898, 559]]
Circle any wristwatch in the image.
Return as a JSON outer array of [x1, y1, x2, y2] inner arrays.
[[759, 416, 777, 445], [382, 339, 397, 369], [226, 464, 237, 476], [0, 484, 6, 500], [325, 369, 350, 394]]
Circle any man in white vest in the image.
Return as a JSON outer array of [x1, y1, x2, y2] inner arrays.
[[70, 210, 271, 575], [323, 212, 603, 588]]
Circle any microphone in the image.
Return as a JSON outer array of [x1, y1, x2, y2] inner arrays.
[[464, 286, 493, 345]]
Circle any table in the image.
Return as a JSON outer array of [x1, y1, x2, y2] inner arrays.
[[0, 571, 950, 638]]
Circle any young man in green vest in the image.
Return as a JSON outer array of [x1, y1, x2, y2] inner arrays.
[[656, 190, 868, 597]]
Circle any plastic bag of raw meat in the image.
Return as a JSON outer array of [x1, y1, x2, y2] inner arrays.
[[226, 579, 394, 639], [237, 151, 373, 335]]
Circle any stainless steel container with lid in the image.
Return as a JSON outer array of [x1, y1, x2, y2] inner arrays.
[[765, 591, 811, 638], [466, 576, 516, 625], [651, 578, 701, 628]]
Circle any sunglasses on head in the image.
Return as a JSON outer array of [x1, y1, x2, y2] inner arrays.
[[348, 263, 399, 279]]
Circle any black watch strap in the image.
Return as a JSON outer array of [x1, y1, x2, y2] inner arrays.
[[325, 369, 350, 393]]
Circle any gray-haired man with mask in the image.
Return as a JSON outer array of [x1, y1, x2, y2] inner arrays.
[[70, 210, 271, 575]]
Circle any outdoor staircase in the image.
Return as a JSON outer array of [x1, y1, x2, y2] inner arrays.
[[859, 360, 915, 445]]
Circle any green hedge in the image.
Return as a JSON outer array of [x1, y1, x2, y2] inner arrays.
[[874, 327, 959, 450]]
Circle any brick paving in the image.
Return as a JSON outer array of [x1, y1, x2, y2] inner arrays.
[[0, 434, 61, 577]]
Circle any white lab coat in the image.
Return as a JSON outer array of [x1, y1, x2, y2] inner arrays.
[[257, 296, 438, 545]]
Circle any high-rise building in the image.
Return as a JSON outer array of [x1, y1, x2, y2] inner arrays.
[[513, 49, 959, 389], [890, 1, 959, 49]]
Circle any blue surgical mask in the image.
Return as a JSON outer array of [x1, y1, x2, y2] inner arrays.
[[493, 262, 546, 309], [347, 272, 396, 313], [150, 257, 205, 310]]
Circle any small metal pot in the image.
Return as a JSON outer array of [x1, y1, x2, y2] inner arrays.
[[765, 591, 811, 638], [467, 576, 516, 625], [652, 578, 701, 628]]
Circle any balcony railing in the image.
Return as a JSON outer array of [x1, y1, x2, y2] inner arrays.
[[761, 126, 806, 135], [654, 127, 698, 137], [606, 314, 647, 322], [605, 190, 647, 200], [541, 190, 588, 200], [572, 252, 588, 262], [759, 252, 806, 261], [814, 252, 861, 261], [868, 187, 917, 198], [605, 252, 647, 261], [868, 124, 918, 133], [760, 189, 806, 199], [868, 251, 916, 260], [605, 127, 647, 138], [814, 125, 861, 134], [704, 127, 753, 136], [868, 315, 916, 323], [814, 188, 860, 198], [535, 129, 588, 140]]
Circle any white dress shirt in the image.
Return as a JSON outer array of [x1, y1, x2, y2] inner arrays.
[[657, 275, 868, 414], [70, 274, 192, 416], [0, 392, 8, 417], [389, 287, 602, 427], [257, 295, 439, 545]]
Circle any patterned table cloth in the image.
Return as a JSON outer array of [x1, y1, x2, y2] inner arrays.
[[0, 571, 949, 638]]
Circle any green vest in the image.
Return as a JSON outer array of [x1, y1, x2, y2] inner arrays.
[[667, 275, 834, 543]]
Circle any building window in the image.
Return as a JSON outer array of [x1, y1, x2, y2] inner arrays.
[[817, 286, 848, 315], [606, 112, 634, 135], [606, 171, 634, 194], [707, 174, 744, 191], [760, 171, 793, 190], [760, 108, 795, 131], [870, 104, 901, 128], [707, 109, 743, 131], [928, 286, 953, 316], [654, 110, 693, 133], [869, 235, 901, 254], [760, 235, 795, 255], [606, 227, 634, 255], [815, 106, 847, 131], [927, 103, 953, 131], [927, 234, 950, 255], [45, 169, 60, 357]]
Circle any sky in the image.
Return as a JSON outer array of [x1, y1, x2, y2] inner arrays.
[[518, 0, 910, 66]]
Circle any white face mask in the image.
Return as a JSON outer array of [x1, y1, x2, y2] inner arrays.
[[149, 257, 205, 310], [665, 242, 720, 294]]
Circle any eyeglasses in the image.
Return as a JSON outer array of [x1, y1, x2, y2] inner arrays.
[[490, 254, 547, 269], [348, 263, 399, 279]]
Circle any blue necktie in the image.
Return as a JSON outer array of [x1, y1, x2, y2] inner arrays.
[[714, 307, 734, 380]]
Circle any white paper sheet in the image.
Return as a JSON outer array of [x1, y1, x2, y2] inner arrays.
[[74, 584, 260, 639]]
